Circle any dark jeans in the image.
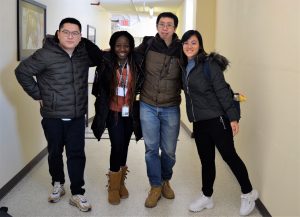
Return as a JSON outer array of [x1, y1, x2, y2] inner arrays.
[[193, 116, 252, 196], [107, 111, 133, 172], [41, 116, 86, 195]]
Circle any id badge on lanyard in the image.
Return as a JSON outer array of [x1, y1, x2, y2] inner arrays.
[[122, 105, 129, 117], [116, 63, 129, 96], [117, 63, 130, 117], [117, 87, 128, 96]]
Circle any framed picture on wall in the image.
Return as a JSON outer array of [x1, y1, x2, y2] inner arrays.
[[87, 25, 96, 43], [17, 0, 46, 61]]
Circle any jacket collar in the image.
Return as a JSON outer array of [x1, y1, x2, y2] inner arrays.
[[155, 33, 180, 46]]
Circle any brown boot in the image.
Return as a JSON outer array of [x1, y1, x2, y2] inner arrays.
[[144, 186, 162, 208], [162, 180, 175, 199], [120, 166, 129, 199], [107, 170, 122, 205]]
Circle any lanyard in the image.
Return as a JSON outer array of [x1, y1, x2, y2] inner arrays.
[[118, 61, 129, 88], [118, 61, 130, 98]]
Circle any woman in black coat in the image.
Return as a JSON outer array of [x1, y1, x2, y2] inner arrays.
[[181, 30, 258, 216], [91, 31, 143, 205]]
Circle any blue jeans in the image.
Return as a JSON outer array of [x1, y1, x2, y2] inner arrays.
[[140, 101, 180, 186]]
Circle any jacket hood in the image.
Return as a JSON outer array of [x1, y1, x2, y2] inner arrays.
[[43, 34, 57, 49], [207, 52, 229, 71], [155, 32, 179, 41], [154, 33, 181, 48]]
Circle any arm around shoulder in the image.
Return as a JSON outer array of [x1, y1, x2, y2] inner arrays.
[[82, 37, 103, 67]]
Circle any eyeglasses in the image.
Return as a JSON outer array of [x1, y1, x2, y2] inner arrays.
[[61, 30, 81, 37], [157, 23, 175, 29]]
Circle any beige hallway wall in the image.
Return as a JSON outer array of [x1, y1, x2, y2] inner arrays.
[[196, 0, 216, 53], [215, 0, 300, 216], [180, 0, 300, 215]]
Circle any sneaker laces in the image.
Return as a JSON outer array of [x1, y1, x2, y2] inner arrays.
[[199, 193, 208, 201], [52, 183, 62, 195], [76, 195, 88, 203], [241, 192, 255, 205]]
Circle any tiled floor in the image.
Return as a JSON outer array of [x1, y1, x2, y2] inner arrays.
[[0, 126, 261, 217]]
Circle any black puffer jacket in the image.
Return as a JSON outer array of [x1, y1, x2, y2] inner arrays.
[[182, 52, 240, 122], [91, 51, 144, 141], [15, 35, 97, 118]]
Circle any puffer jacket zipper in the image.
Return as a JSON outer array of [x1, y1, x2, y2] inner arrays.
[[70, 55, 77, 117], [185, 69, 196, 122], [220, 116, 226, 129]]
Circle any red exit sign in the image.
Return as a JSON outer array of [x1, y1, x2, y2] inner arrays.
[[119, 19, 129, 26]]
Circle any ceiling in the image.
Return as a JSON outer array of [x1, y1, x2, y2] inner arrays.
[[97, 0, 184, 17]]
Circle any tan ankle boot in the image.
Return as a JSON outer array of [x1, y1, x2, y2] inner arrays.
[[145, 186, 162, 208], [107, 170, 122, 205], [162, 180, 175, 199], [120, 166, 129, 199]]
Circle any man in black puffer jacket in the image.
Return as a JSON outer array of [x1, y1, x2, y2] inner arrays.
[[15, 17, 102, 212]]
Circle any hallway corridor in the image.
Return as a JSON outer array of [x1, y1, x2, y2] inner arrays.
[[0, 125, 261, 217]]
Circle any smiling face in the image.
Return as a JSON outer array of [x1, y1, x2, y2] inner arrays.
[[157, 17, 176, 45], [182, 35, 200, 60], [114, 35, 130, 62], [57, 23, 81, 54]]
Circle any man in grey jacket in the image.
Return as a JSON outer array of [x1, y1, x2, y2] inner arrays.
[[15, 17, 101, 212]]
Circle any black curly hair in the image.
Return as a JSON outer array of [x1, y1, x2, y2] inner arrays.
[[109, 31, 135, 53], [109, 31, 137, 109]]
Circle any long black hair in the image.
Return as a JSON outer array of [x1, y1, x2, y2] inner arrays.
[[181, 30, 207, 66], [108, 31, 137, 108]]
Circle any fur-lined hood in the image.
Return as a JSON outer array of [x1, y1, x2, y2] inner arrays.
[[194, 52, 229, 71]]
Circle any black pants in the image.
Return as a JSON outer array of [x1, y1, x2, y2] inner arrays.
[[41, 116, 86, 195], [193, 116, 252, 196], [107, 111, 133, 172]]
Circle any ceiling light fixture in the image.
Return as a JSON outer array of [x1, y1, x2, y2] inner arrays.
[[149, 7, 154, 16], [90, 0, 100, 6]]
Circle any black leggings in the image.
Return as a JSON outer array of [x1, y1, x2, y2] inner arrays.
[[193, 116, 253, 196], [107, 111, 133, 172]]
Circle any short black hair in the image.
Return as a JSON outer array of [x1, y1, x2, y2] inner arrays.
[[109, 31, 135, 53], [156, 12, 179, 28], [59, 17, 82, 32]]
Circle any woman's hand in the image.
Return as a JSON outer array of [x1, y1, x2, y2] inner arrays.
[[230, 121, 239, 136]]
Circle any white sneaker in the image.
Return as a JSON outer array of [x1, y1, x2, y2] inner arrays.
[[240, 189, 258, 216], [189, 192, 214, 212], [69, 194, 92, 212], [48, 182, 65, 203]]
